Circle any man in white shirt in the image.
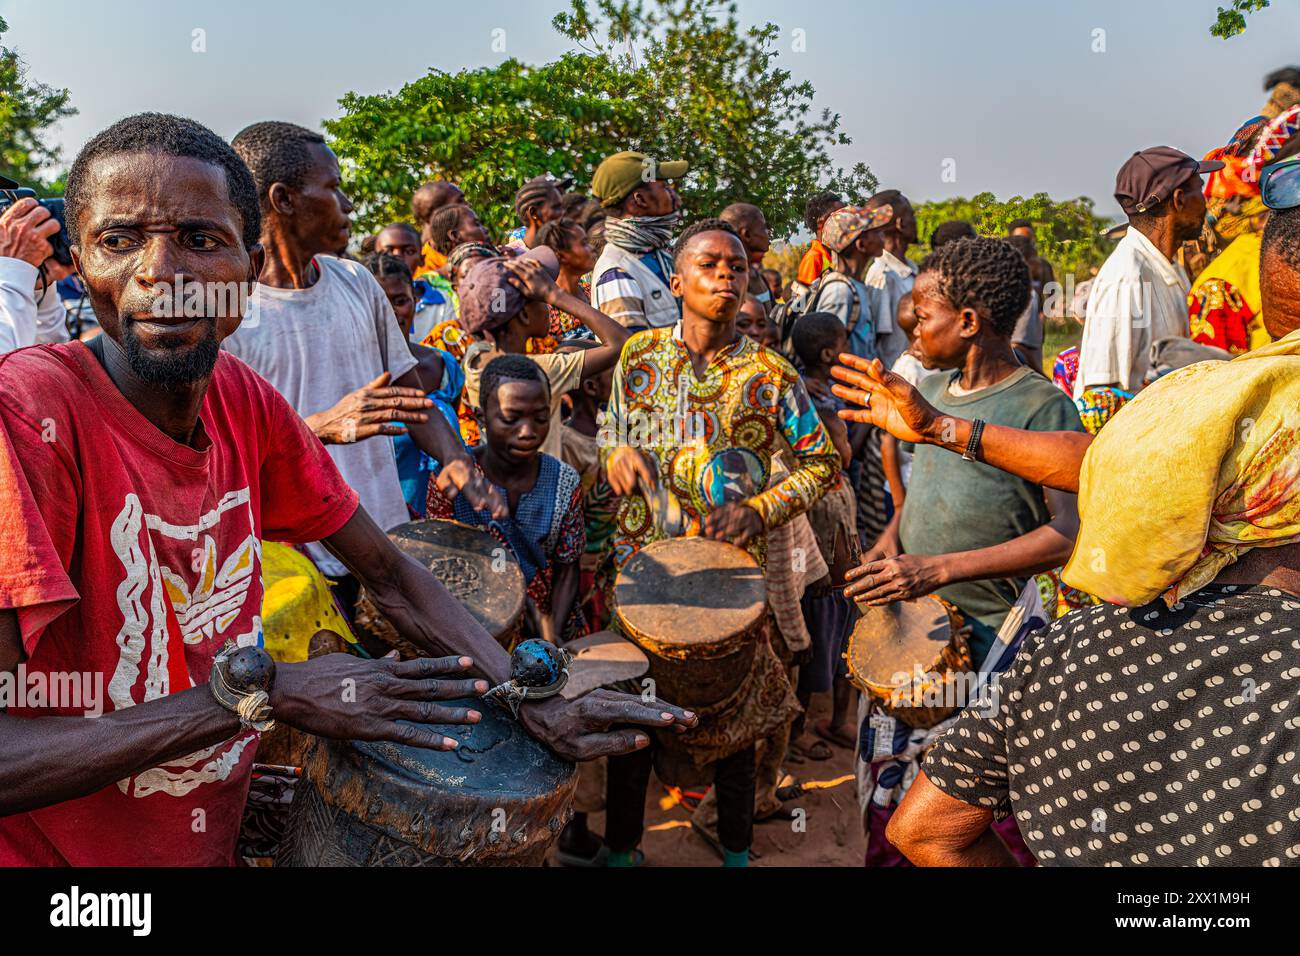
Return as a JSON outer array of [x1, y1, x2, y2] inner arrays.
[[0, 185, 63, 353], [862, 189, 920, 368], [225, 121, 503, 581], [1075, 147, 1221, 398]]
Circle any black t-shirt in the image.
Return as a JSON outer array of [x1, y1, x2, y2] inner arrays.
[[923, 584, 1300, 866]]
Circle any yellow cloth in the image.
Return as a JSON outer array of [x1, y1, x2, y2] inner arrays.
[[1190, 232, 1272, 351], [260, 541, 356, 662], [1063, 329, 1300, 607]]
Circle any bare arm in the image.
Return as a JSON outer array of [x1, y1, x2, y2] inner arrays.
[[322, 508, 699, 760], [0, 605, 481, 816], [846, 476, 1079, 604], [831, 353, 1091, 493], [886, 771, 1017, 866], [504, 257, 631, 379]]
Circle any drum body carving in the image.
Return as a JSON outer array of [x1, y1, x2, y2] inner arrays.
[[354, 519, 527, 653], [844, 596, 970, 729], [278, 699, 576, 866], [612, 538, 767, 785]]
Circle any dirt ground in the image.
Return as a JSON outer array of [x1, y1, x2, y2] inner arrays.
[[547, 693, 865, 867]]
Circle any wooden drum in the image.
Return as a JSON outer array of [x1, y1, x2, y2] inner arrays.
[[844, 596, 970, 729], [612, 537, 767, 784], [278, 700, 577, 866], [354, 519, 526, 655]]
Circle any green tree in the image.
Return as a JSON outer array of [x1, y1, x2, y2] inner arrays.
[[912, 192, 1116, 281], [1210, 1, 1270, 39], [326, 0, 874, 238], [0, 16, 76, 193]]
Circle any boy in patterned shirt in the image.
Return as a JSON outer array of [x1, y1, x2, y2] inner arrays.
[[597, 218, 839, 866]]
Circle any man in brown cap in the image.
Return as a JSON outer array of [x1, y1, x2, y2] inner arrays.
[[1074, 146, 1222, 397], [590, 150, 687, 330]]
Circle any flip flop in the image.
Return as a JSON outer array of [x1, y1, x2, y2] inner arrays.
[[790, 735, 833, 761], [813, 719, 857, 750]]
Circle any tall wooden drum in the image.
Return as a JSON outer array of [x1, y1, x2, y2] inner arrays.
[[844, 596, 969, 729], [278, 700, 576, 866], [612, 537, 767, 784], [354, 519, 527, 655]]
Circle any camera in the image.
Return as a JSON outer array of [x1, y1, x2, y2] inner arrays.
[[0, 174, 73, 266]]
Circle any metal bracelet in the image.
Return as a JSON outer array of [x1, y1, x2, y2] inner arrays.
[[961, 418, 986, 462]]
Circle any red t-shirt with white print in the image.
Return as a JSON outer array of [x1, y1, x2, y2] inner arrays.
[[0, 343, 358, 866]]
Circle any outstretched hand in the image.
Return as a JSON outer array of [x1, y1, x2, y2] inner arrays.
[[522, 689, 698, 761], [830, 353, 941, 446]]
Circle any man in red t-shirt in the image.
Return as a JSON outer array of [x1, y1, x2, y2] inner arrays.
[[0, 114, 695, 866]]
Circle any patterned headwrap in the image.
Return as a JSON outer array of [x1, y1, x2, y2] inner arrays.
[[1202, 117, 1271, 243], [1243, 105, 1300, 184], [1064, 330, 1300, 607]]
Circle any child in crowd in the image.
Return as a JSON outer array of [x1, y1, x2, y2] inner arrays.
[[457, 247, 630, 460], [880, 291, 941, 509], [735, 293, 780, 349], [534, 218, 599, 346], [426, 354, 586, 643], [788, 312, 862, 755], [364, 252, 467, 516]]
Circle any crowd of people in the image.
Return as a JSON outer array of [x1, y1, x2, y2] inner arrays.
[[0, 62, 1298, 868]]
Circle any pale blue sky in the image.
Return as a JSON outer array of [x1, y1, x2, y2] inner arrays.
[[4, 0, 1299, 223]]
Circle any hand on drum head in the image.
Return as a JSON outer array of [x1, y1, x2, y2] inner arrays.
[[702, 502, 763, 548], [829, 353, 940, 446], [844, 553, 947, 606], [521, 689, 698, 761], [269, 653, 490, 750], [434, 457, 509, 519]]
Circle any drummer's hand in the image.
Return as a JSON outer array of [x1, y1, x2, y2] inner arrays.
[[521, 690, 699, 761], [830, 353, 940, 446], [305, 372, 432, 444], [844, 554, 948, 605], [270, 653, 489, 749], [606, 445, 656, 496], [435, 456, 509, 519], [703, 503, 764, 548]]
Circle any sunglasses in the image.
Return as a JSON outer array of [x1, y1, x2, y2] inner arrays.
[[1260, 156, 1300, 210]]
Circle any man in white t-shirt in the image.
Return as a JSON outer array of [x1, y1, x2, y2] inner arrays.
[[226, 122, 503, 579], [862, 189, 920, 368], [1075, 147, 1221, 398]]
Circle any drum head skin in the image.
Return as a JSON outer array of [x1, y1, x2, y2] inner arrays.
[[284, 699, 577, 865], [357, 699, 572, 797], [613, 538, 766, 660], [847, 596, 955, 692], [560, 630, 649, 699], [387, 520, 526, 640]]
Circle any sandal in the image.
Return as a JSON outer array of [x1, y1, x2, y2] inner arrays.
[[813, 719, 857, 750], [790, 734, 833, 761]]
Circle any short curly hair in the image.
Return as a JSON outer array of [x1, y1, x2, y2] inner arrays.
[[672, 217, 742, 267], [1262, 205, 1300, 272], [65, 113, 261, 249], [919, 236, 1030, 338], [803, 191, 843, 234], [231, 121, 327, 212], [480, 353, 550, 411]]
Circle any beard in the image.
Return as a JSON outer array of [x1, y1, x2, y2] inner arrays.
[[121, 318, 221, 388]]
